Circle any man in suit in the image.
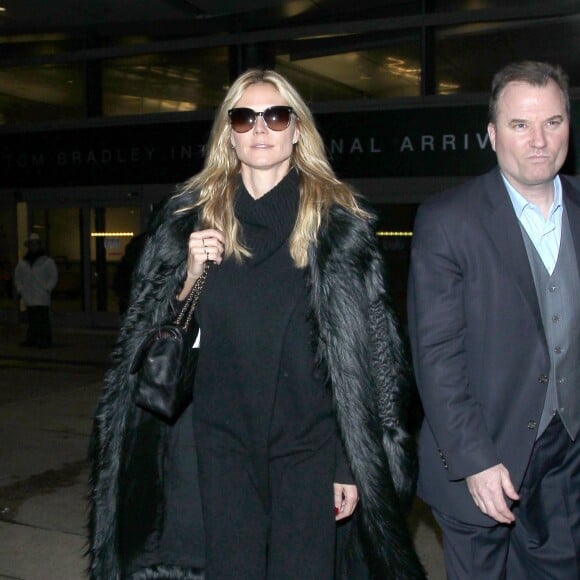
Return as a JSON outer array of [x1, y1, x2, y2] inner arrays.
[[408, 60, 580, 578]]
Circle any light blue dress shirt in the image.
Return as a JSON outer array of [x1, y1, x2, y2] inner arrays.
[[503, 175, 563, 275]]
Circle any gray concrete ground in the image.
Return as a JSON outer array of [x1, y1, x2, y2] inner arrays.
[[0, 323, 445, 579]]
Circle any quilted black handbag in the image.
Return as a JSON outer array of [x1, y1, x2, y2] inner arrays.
[[130, 263, 208, 422]]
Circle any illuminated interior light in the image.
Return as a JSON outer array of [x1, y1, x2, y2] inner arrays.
[[376, 231, 413, 237], [384, 56, 421, 81], [91, 232, 135, 237], [438, 81, 461, 94]]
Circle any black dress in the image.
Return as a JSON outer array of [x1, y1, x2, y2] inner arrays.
[[193, 170, 349, 579]]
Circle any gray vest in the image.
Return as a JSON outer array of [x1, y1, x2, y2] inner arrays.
[[520, 209, 580, 440]]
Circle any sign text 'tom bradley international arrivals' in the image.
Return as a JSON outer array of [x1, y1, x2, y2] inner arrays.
[[0, 132, 492, 172], [0, 144, 204, 170], [326, 131, 491, 156]]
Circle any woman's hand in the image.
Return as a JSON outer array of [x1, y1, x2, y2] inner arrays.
[[178, 229, 224, 300], [334, 483, 359, 521]]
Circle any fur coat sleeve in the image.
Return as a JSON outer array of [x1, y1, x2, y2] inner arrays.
[[310, 204, 424, 579], [89, 195, 424, 579], [89, 193, 200, 580]]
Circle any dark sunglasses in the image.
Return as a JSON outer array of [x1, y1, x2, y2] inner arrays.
[[228, 106, 295, 133]]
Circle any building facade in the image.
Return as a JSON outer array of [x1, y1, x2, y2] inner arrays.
[[0, 0, 578, 326]]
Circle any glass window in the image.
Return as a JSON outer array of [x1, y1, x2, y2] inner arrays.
[[432, 0, 540, 10], [0, 36, 85, 125], [103, 47, 229, 116], [0, 63, 84, 125], [276, 38, 421, 101], [434, 16, 580, 94]]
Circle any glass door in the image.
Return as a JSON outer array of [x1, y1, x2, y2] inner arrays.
[[0, 205, 17, 316], [27, 203, 142, 327], [30, 206, 85, 315], [90, 206, 142, 321]]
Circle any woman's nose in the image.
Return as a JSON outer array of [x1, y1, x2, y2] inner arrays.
[[253, 114, 267, 133]]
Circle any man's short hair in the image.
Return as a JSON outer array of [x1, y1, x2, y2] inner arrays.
[[488, 60, 570, 123]]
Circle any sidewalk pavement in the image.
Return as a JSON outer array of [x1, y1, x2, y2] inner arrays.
[[0, 323, 444, 579], [0, 325, 114, 580]]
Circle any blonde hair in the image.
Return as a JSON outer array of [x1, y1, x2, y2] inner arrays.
[[176, 68, 369, 268]]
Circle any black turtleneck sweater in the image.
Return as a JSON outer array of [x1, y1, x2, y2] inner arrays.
[[192, 169, 349, 499]]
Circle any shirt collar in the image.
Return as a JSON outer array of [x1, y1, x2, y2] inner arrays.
[[503, 174, 562, 220]]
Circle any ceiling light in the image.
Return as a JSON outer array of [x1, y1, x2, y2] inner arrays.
[[376, 231, 413, 237], [91, 232, 135, 237], [0, 7, 6, 12]]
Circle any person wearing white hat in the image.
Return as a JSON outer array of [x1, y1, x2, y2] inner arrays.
[[14, 233, 58, 348]]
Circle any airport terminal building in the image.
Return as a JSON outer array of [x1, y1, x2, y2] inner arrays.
[[0, 0, 578, 326]]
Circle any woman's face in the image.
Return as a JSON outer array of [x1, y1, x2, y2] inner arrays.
[[229, 83, 299, 178]]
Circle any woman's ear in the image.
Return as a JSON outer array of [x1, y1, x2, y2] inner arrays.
[[292, 124, 300, 145]]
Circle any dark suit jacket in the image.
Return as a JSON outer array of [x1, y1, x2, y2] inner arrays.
[[407, 167, 580, 526]]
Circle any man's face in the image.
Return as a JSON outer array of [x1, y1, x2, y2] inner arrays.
[[487, 79, 569, 196]]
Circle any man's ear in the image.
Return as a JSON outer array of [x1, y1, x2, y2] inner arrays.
[[487, 122, 497, 152]]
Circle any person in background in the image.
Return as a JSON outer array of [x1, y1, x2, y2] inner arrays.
[[113, 232, 148, 316], [90, 68, 424, 579], [14, 232, 58, 348], [408, 60, 580, 578]]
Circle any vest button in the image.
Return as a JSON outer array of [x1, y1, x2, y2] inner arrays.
[[549, 285, 559, 292], [527, 420, 537, 429], [538, 374, 549, 384], [554, 346, 563, 354], [552, 314, 560, 323]]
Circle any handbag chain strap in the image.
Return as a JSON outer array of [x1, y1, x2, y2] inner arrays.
[[174, 262, 209, 331]]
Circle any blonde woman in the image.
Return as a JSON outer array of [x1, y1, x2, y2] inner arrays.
[[90, 69, 424, 579]]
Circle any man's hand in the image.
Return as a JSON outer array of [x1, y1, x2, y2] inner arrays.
[[466, 463, 520, 524]]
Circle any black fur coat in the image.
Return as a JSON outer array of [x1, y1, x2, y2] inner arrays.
[[89, 190, 424, 579]]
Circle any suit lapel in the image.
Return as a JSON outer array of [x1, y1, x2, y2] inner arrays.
[[479, 169, 544, 330]]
